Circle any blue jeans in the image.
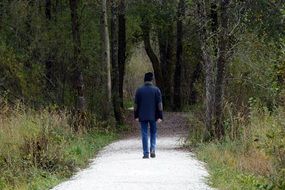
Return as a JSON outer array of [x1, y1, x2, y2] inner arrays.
[[140, 121, 157, 156]]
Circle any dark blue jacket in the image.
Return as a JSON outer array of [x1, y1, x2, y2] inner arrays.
[[134, 82, 163, 122]]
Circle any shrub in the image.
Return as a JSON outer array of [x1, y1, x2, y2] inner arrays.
[[0, 104, 117, 189], [187, 104, 285, 190]]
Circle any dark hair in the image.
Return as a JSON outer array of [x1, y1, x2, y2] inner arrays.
[[144, 72, 154, 82]]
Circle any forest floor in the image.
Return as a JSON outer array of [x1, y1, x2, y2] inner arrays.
[[51, 112, 213, 190]]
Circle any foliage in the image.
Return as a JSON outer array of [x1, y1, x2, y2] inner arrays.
[[226, 32, 283, 110], [0, 1, 106, 113], [187, 104, 285, 190], [0, 104, 117, 190]]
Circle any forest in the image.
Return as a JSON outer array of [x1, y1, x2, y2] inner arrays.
[[0, 0, 284, 189]]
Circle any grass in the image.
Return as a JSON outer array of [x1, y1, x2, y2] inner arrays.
[[187, 106, 285, 190], [0, 105, 117, 190]]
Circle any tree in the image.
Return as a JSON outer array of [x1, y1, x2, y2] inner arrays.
[[69, 0, 86, 130], [118, 0, 126, 109], [45, 0, 54, 93], [101, 0, 112, 110], [173, 0, 185, 110], [214, 0, 230, 138], [140, 13, 164, 94], [139, 0, 176, 109], [0, 1, 3, 28], [196, 0, 215, 138], [111, 0, 123, 125], [195, 0, 242, 139]]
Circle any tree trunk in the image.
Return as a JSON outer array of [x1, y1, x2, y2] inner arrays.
[[0, 1, 4, 29], [45, 0, 52, 20], [173, 0, 185, 111], [196, 0, 215, 139], [118, 0, 126, 109], [189, 61, 202, 105], [158, 26, 175, 109], [45, 0, 53, 92], [210, 2, 218, 57], [214, 0, 230, 138], [140, 17, 164, 92], [111, 0, 123, 125], [69, 0, 86, 131], [101, 0, 112, 108]]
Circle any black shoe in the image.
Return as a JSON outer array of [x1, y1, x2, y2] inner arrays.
[[142, 155, 149, 159], [150, 151, 156, 158]]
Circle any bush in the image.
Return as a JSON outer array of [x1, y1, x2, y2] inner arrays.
[[187, 105, 285, 190], [0, 104, 117, 189]]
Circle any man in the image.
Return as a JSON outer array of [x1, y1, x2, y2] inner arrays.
[[134, 72, 163, 159]]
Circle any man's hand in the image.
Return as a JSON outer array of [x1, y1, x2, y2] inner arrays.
[[135, 118, 139, 122], [157, 119, 162, 123]]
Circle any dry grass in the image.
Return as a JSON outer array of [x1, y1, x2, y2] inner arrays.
[[189, 106, 285, 190], [238, 150, 272, 176], [0, 104, 117, 190]]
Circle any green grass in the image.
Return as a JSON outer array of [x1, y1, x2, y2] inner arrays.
[[0, 106, 117, 190], [187, 106, 285, 190]]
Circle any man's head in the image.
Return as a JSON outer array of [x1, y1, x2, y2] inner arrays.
[[144, 72, 154, 82]]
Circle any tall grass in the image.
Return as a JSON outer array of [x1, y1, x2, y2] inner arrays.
[[0, 104, 117, 190], [187, 105, 285, 190]]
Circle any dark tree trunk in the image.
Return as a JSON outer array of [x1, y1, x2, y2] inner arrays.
[[45, 0, 53, 92], [157, 0, 175, 109], [214, 0, 230, 138], [189, 61, 202, 105], [118, 0, 126, 109], [111, 0, 123, 125], [158, 26, 175, 109], [45, 0, 52, 20], [173, 0, 185, 111], [141, 17, 164, 93], [0, 1, 3, 29], [158, 32, 168, 106], [69, 0, 86, 131], [70, 0, 81, 65]]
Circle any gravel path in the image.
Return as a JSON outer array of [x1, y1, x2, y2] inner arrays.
[[51, 112, 213, 190]]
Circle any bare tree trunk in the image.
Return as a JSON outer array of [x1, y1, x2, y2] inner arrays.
[[111, 0, 123, 125], [189, 61, 202, 105], [45, 0, 52, 20], [0, 1, 3, 28], [158, 26, 175, 109], [45, 0, 54, 93], [196, 0, 215, 138], [214, 0, 230, 138], [173, 0, 185, 111], [118, 0, 126, 109], [140, 16, 164, 92], [69, 0, 86, 131], [156, 1, 175, 109], [101, 0, 112, 108], [166, 32, 175, 108]]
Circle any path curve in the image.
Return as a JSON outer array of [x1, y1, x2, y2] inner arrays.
[[52, 113, 213, 190]]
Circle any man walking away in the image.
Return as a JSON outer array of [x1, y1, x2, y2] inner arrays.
[[134, 72, 163, 159]]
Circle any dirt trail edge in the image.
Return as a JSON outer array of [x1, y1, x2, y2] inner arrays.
[[51, 112, 213, 190]]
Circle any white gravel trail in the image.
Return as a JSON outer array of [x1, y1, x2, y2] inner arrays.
[[52, 136, 213, 190]]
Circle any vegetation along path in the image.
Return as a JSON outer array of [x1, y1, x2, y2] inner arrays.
[[52, 112, 213, 190]]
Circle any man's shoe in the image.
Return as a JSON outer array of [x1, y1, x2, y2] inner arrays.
[[143, 154, 149, 159], [150, 151, 156, 158]]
